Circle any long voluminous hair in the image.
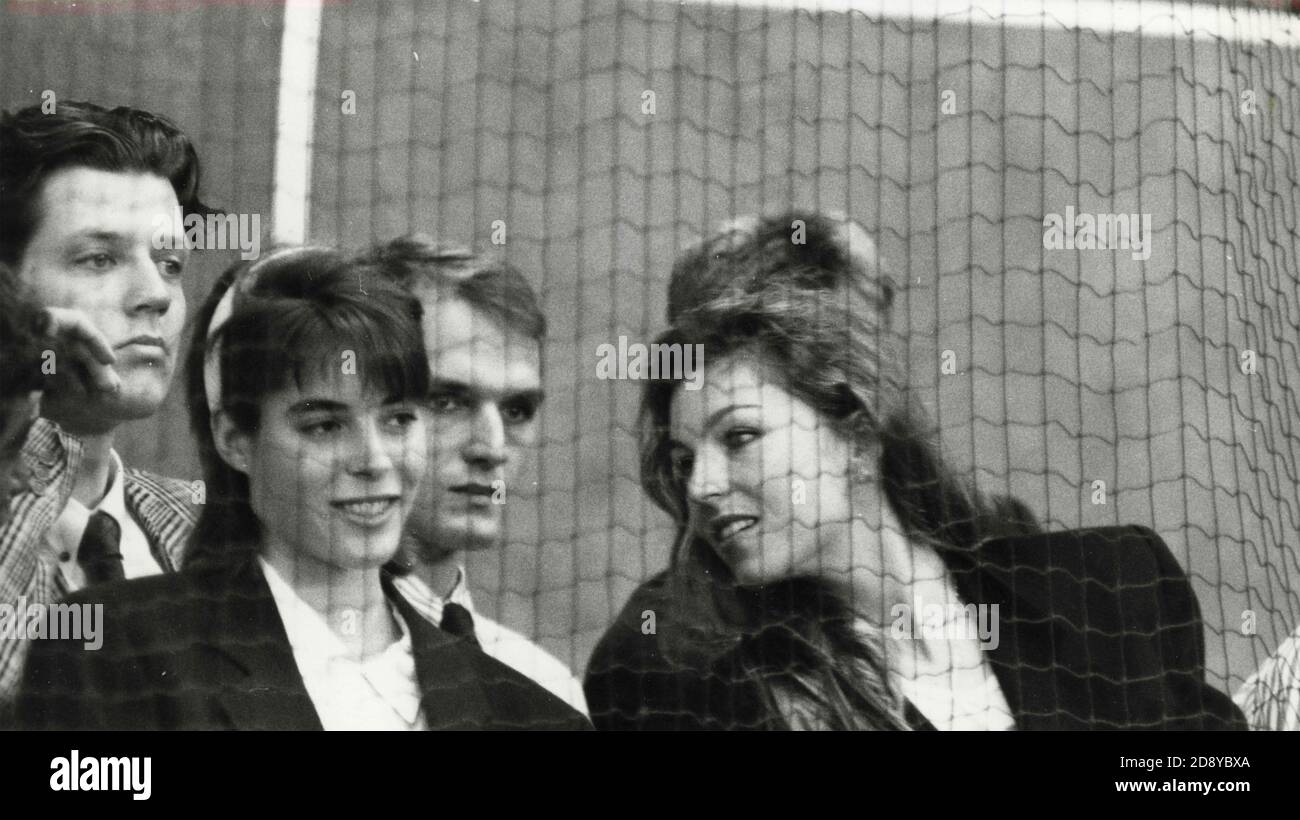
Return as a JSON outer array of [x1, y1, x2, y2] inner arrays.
[[640, 212, 1039, 729]]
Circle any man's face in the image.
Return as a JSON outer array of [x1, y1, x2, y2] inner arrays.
[[17, 167, 187, 434], [0, 391, 41, 529], [404, 295, 543, 557]]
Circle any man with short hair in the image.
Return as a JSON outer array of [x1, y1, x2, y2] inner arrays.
[[0, 101, 209, 707], [368, 236, 588, 715]]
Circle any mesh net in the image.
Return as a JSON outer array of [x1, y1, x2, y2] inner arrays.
[[2, 0, 1300, 729]]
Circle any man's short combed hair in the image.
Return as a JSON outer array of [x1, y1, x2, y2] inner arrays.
[[361, 234, 547, 341], [0, 100, 212, 266], [0, 265, 51, 395]]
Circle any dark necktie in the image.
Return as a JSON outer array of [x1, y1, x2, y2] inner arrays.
[[77, 510, 125, 585], [440, 602, 480, 647]]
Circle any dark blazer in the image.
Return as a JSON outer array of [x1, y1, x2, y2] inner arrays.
[[17, 556, 589, 730], [584, 526, 1246, 730]]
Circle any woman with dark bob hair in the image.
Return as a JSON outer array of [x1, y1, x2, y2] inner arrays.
[[584, 212, 1244, 730], [18, 247, 587, 730]]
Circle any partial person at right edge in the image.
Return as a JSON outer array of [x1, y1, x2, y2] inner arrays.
[[1235, 623, 1300, 730], [584, 212, 1245, 731]]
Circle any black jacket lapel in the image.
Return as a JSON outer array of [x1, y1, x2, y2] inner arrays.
[[950, 536, 1090, 730], [197, 558, 324, 730], [384, 574, 495, 729]]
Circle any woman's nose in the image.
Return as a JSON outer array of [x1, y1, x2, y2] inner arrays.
[[348, 419, 395, 475], [685, 446, 726, 503]]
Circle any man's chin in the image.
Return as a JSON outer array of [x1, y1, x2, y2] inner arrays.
[[42, 389, 164, 434], [434, 523, 501, 554]]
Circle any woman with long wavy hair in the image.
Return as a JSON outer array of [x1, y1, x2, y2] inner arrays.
[[584, 212, 1244, 731]]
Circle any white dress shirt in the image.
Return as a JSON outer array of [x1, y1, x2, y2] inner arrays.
[[891, 664, 1017, 731], [1236, 624, 1300, 731], [259, 557, 427, 731], [858, 611, 1016, 731], [389, 567, 590, 716], [48, 450, 161, 590]]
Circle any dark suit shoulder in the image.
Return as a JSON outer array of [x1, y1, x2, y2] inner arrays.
[[59, 563, 228, 629], [586, 571, 677, 694], [585, 571, 752, 730], [970, 526, 1244, 729], [976, 525, 1178, 585], [463, 648, 591, 730]]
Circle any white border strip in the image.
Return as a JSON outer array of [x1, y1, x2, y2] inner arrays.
[[680, 0, 1300, 46], [271, 0, 324, 245]]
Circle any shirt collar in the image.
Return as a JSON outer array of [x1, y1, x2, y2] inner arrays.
[[48, 449, 126, 568], [444, 565, 474, 611], [258, 555, 349, 661], [95, 449, 129, 530], [258, 557, 424, 726]]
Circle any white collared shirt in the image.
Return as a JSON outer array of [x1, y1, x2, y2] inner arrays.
[[1236, 623, 1300, 731], [48, 449, 161, 590], [891, 665, 1017, 731], [389, 568, 590, 716], [858, 607, 1016, 731], [259, 557, 427, 731]]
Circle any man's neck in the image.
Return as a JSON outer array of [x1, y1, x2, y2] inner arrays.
[[69, 430, 116, 509], [411, 548, 464, 599]]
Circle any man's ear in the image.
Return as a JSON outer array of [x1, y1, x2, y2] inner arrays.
[[211, 410, 251, 474]]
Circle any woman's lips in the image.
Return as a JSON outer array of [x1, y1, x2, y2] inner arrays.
[[330, 496, 400, 526], [706, 514, 759, 544]]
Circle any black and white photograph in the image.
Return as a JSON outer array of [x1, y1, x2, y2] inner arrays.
[[0, 0, 1297, 797]]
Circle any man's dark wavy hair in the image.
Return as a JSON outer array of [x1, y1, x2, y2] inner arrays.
[[0, 100, 212, 266]]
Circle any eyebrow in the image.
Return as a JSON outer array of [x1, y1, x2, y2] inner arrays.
[[287, 395, 419, 415], [671, 403, 761, 448], [428, 378, 545, 406], [65, 230, 131, 246], [286, 399, 350, 416], [705, 403, 760, 431]]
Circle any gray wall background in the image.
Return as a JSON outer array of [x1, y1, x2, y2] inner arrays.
[[4, 0, 1298, 695]]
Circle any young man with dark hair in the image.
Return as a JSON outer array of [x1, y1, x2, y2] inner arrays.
[[367, 236, 587, 714], [0, 101, 209, 707]]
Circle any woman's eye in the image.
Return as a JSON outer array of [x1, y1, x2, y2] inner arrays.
[[670, 450, 694, 479], [724, 429, 758, 449], [385, 411, 420, 429]]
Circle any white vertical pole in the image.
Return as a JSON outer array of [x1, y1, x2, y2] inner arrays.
[[272, 0, 324, 244]]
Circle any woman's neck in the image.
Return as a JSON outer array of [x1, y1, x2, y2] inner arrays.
[[260, 539, 399, 661], [820, 515, 953, 622], [825, 514, 978, 677]]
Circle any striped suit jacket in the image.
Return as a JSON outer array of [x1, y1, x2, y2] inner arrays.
[[0, 419, 197, 712]]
